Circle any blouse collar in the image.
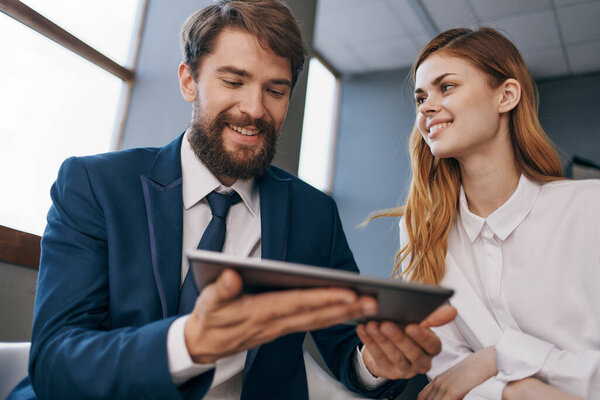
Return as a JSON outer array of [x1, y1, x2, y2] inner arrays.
[[459, 174, 541, 242]]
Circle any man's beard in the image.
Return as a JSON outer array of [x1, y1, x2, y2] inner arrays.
[[188, 104, 278, 181]]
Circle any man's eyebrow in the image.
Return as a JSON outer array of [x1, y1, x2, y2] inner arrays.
[[271, 79, 292, 88], [216, 65, 292, 87], [414, 72, 457, 94], [217, 65, 250, 77]]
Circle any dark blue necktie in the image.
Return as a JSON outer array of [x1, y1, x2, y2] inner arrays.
[[177, 190, 241, 315]]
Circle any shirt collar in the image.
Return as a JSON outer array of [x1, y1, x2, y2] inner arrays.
[[459, 174, 541, 242], [181, 130, 259, 217]]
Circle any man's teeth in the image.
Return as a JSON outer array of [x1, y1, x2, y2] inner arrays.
[[430, 122, 451, 133], [228, 124, 260, 136]]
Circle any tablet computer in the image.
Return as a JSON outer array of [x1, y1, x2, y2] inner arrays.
[[188, 249, 453, 324]]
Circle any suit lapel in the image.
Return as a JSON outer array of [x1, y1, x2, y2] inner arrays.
[[141, 135, 184, 318]]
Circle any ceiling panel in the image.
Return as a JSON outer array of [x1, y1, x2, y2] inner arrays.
[[522, 47, 570, 78], [386, 0, 430, 38], [316, 0, 370, 15], [313, 0, 600, 79], [422, 0, 479, 31], [353, 36, 417, 71], [487, 10, 561, 51], [553, 0, 594, 6], [557, 2, 600, 43], [469, 0, 550, 19], [315, 40, 367, 73], [315, 0, 405, 46], [567, 40, 600, 74]]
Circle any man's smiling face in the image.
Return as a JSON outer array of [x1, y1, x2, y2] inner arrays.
[[179, 28, 292, 183]]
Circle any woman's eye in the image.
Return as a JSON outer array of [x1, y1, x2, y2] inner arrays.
[[441, 83, 455, 93], [416, 96, 426, 105]]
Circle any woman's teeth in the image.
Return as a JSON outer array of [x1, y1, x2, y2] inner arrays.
[[430, 122, 451, 134]]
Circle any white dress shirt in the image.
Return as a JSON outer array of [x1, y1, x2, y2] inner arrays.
[[401, 175, 600, 399], [167, 131, 380, 399]]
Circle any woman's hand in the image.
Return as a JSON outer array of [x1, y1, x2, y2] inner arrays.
[[418, 346, 497, 400], [502, 378, 582, 400]]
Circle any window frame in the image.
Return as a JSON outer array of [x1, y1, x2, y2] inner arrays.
[[299, 50, 342, 194], [0, 0, 148, 268]]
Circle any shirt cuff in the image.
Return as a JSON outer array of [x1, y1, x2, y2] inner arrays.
[[167, 315, 215, 385], [537, 346, 600, 398], [352, 345, 388, 389], [464, 376, 506, 400], [495, 328, 554, 382]]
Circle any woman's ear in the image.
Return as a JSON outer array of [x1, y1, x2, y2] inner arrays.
[[498, 78, 521, 113], [178, 62, 197, 103]]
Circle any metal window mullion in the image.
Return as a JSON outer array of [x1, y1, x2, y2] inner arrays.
[[0, 0, 134, 82]]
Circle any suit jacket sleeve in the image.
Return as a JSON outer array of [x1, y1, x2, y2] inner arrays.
[[310, 198, 407, 399], [29, 157, 186, 399]]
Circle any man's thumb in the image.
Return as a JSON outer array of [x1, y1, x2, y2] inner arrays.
[[215, 269, 243, 301], [420, 304, 457, 328]]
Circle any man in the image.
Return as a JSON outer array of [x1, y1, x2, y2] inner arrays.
[[9, 1, 455, 399]]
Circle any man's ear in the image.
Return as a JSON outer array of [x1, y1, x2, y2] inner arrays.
[[178, 62, 197, 103], [498, 78, 521, 113]]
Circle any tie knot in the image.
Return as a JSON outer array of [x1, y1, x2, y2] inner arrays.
[[205, 190, 241, 218]]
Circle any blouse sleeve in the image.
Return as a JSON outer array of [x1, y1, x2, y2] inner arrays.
[[495, 328, 600, 398]]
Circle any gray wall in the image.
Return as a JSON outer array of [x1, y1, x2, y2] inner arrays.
[[332, 68, 415, 279], [538, 72, 600, 166], [120, 0, 317, 175], [0, 262, 37, 341], [332, 69, 600, 281]]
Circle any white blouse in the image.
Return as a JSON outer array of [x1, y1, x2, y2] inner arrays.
[[400, 175, 600, 399]]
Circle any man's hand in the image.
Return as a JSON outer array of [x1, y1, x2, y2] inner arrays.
[[356, 305, 457, 380], [184, 269, 377, 364], [418, 346, 497, 400]]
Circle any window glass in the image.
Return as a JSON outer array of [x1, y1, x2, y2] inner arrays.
[[20, 0, 141, 66], [0, 13, 123, 235], [298, 58, 339, 192]]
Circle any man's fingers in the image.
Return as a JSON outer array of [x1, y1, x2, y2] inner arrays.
[[405, 324, 442, 356], [273, 299, 366, 333], [243, 300, 367, 346], [249, 288, 365, 322], [420, 305, 457, 328], [357, 323, 394, 371], [379, 322, 431, 373], [373, 322, 416, 369]]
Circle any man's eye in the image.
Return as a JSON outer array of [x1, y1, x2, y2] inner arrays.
[[268, 88, 285, 97], [223, 80, 242, 87]]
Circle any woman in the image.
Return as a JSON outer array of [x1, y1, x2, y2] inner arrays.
[[358, 27, 600, 399]]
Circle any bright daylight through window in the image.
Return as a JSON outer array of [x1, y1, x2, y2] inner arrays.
[[298, 57, 339, 193], [0, 0, 141, 236]]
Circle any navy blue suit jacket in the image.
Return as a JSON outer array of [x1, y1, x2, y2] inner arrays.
[[10, 135, 406, 399]]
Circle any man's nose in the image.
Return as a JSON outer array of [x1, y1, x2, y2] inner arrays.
[[238, 88, 266, 120]]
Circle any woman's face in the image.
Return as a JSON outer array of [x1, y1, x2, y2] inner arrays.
[[414, 54, 507, 160]]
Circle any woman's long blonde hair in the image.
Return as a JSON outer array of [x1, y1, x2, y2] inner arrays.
[[372, 27, 563, 285]]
